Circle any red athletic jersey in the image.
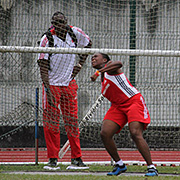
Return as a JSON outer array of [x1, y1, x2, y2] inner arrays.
[[101, 72, 140, 104]]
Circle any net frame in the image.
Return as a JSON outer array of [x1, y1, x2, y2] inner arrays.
[[0, 47, 179, 150], [0, 46, 180, 57]]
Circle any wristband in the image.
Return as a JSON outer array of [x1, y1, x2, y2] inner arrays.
[[95, 70, 100, 76]]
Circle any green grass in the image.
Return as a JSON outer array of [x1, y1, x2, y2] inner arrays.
[[0, 164, 179, 180], [0, 174, 179, 180], [0, 164, 179, 173]]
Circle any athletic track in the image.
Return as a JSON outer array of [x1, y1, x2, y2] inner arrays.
[[0, 148, 180, 166]]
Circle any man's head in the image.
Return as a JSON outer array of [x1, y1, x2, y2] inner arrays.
[[91, 52, 110, 69], [51, 11, 67, 32]]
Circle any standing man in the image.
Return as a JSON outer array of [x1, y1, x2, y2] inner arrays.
[[91, 52, 158, 177], [38, 11, 92, 168]]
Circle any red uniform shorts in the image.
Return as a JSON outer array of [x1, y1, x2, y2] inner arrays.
[[103, 93, 150, 133]]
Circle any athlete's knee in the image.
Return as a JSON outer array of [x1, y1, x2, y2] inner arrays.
[[129, 122, 144, 139], [100, 129, 107, 139], [101, 120, 119, 140], [100, 129, 114, 141], [129, 128, 143, 141]]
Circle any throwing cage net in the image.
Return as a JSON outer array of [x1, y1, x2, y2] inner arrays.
[[0, 0, 179, 152]]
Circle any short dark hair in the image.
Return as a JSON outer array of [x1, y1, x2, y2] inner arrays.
[[100, 53, 111, 62], [51, 11, 67, 22]]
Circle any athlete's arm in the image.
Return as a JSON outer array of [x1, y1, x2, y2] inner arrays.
[[38, 59, 55, 107], [38, 59, 50, 90], [73, 26, 92, 66], [99, 61, 123, 75], [78, 40, 92, 66], [37, 35, 51, 91], [71, 40, 92, 78]]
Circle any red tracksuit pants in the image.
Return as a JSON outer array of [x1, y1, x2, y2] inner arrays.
[[42, 79, 82, 159]]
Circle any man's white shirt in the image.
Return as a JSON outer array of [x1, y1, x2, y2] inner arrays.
[[38, 26, 90, 86]]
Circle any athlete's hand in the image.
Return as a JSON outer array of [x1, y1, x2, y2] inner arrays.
[[46, 90, 56, 108], [90, 70, 100, 81]]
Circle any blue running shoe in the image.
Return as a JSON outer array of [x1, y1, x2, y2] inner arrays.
[[107, 164, 127, 176], [145, 167, 158, 177]]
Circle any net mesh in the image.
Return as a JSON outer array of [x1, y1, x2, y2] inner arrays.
[[0, 0, 179, 151]]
